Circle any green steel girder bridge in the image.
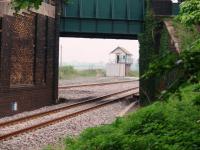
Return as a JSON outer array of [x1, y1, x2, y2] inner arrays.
[[60, 0, 145, 39]]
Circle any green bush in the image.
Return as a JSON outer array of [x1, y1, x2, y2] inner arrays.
[[64, 83, 200, 150], [193, 95, 200, 106], [177, 0, 200, 26], [172, 21, 200, 51]]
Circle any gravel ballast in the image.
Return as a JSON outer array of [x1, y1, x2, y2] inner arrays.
[[0, 101, 133, 150], [0, 78, 139, 150], [0, 90, 137, 136], [59, 81, 138, 102], [0, 79, 138, 124], [59, 77, 138, 86]]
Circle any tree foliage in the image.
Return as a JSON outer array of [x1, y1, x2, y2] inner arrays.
[[142, 44, 200, 83], [177, 0, 200, 26], [11, 0, 69, 12], [11, 0, 43, 12]]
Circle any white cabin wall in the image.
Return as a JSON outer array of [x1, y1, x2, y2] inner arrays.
[[106, 64, 126, 77]]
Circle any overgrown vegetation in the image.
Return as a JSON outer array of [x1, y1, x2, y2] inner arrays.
[[177, 0, 200, 26], [142, 1, 200, 99], [59, 66, 106, 80], [11, 0, 43, 12], [140, 0, 200, 103], [11, 0, 69, 12], [172, 20, 200, 50], [139, 1, 161, 104]]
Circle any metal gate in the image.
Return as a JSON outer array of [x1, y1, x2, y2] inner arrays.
[[60, 0, 144, 39]]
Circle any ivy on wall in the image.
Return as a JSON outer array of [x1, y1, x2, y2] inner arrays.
[[139, 0, 174, 105], [138, 10, 157, 105], [140, 0, 200, 104], [139, 0, 156, 105]]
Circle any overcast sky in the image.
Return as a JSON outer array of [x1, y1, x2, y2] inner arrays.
[[59, 38, 139, 64]]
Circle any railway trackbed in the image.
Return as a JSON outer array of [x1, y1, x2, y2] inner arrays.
[[0, 87, 139, 141], [59, 80, 138, 89]]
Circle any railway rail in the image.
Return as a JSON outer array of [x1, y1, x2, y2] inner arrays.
[[0, 87, 139, 141], [59, 79, 138, 89]]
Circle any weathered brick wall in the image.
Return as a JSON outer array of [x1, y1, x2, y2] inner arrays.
[[35, 15, 47, 84], [0, 14, 56, 117], [0, 18, 2, 84], [7, 15, 35, 85]]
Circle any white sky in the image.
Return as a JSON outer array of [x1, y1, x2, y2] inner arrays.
[[171, 0, 178, 3], [59, 38, 139, 64]]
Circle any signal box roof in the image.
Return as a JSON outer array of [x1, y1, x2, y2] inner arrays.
[[110, 47, 132, 55]]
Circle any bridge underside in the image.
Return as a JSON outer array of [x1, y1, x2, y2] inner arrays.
[[60, 0, 144, 39], [60, 30, 139, 39]]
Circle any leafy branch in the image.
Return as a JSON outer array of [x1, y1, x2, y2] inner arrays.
[[11, 0, 43, 12], [177, 0, 200, 26], [142, 40, 200, 92], [11, 0, 70, 12]]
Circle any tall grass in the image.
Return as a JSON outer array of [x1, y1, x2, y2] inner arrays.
[[128, 70, 139, 77], [172, 20, 200, 50], [59, 66, 106, 80]]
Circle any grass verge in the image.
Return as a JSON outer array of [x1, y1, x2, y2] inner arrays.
[[59, 66, 106, 80]]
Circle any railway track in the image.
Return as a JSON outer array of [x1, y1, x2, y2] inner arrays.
[[0, 87, 139, 141], [59, 79, 138, 89]]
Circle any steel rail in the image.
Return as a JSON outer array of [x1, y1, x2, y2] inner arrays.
[[59, 80, 139, 89], [0, 87, 139, 128], [0, 90, 139, 141]]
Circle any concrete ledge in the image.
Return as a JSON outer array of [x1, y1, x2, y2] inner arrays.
[[164, 20, 181, 53], [0, 1, 13, 17], [30, 2, 55, 18], [0, 1, 55, 18], [117, 101, 140, 117]]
